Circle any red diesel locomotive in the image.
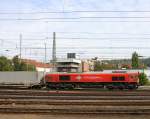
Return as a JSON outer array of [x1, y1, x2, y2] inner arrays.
[[44, 72, 139, 90]]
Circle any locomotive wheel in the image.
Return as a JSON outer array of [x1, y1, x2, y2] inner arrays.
[[127, 84, 137, 90], [108, 87, 114, 90], [106, 86, 114, 90], [69, 84, 75, 89], [118, 87, 124, 90], [118, 85, 125, 90]]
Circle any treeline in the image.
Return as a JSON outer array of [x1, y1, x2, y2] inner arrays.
[[143, 58, 150, 67], [94, 52, 150, 71], [0, 55, 35, 71], [101, 58, 150, 69]]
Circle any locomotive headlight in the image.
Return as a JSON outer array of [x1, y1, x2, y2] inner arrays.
[[137, 78, 140, 83]]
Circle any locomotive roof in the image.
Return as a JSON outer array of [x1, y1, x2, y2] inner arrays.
[[46, 71, 138, 74]]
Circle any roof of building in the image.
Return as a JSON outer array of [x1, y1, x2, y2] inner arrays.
[[22, 59, 52, 68], [56, 58, 81, 63]]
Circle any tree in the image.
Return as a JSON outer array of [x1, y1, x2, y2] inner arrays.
[[132, 52, 139, 69], [139, 73, 149, 85], [0, 56, 13, 71], [94, 61, 118, 71], [12, 55, 35, 71], [94, 60, 103, 71], [26, 64, 35, 71], [12, 55, 21, 71]]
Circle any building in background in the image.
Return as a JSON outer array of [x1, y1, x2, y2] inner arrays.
[[56, 58, 82, 72], [84, 59, 95, 71], [56, 53, 80, 72], [23, 59, 52, 72], [81, 60, 91, 72], [56, 53, 95, 72]]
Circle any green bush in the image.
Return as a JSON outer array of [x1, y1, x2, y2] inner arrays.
[[139, 73, 149, 85]]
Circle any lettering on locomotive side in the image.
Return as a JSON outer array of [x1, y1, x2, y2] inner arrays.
[[76, 76, 81, 81], [83, 76, 102, 79], [76, 76, 102, 80]]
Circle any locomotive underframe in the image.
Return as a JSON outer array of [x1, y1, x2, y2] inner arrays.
[[46, 82, 138, 90]]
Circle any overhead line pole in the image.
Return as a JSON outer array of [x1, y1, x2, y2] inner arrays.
[[52, 32, 56, 72], [19, 34, 22, 62], [44, 43, 47, 64], [43, 43, 47, 85]]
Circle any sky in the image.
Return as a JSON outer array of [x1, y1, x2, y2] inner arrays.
[[0, 0, 150, 61]]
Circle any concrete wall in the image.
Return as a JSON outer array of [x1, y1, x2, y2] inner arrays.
[[0, 71, 44, 86]]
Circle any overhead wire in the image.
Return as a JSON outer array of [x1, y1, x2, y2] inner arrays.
[[0, 10, 150, 59], [2, 46, 150, 49], [1, 37, 150, 40], [1, 10, 150, 14]]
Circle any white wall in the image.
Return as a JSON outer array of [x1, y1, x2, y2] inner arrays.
[[0, 71, 43, 86], [36, 67, 52, 72]]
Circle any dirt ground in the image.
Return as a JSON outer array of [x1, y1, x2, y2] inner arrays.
[[0, 114, 149, 119]]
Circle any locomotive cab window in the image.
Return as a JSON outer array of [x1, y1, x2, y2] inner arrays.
[[112, 76, 125, 81], [59, 75, 70, 80]]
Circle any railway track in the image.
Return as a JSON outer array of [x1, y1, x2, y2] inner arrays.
[[0, 89, 150, 96], [1, 95, 150, 100], [0, 89, 150, 114], [0, 99, 150, 106], [0, 106, 150, 114]]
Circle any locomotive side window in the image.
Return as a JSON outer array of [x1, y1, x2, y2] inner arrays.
[[59, 75, 70, 80], [112, 77, 118, 81], [112, 76, 125, 81], [118, 76, 125, 80]]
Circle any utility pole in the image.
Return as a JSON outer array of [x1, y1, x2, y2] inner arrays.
[[52, 32, 56, 72], [45, 43, 47, 64], [19, 34, 22, 62], [43, 43, 47, 85]]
